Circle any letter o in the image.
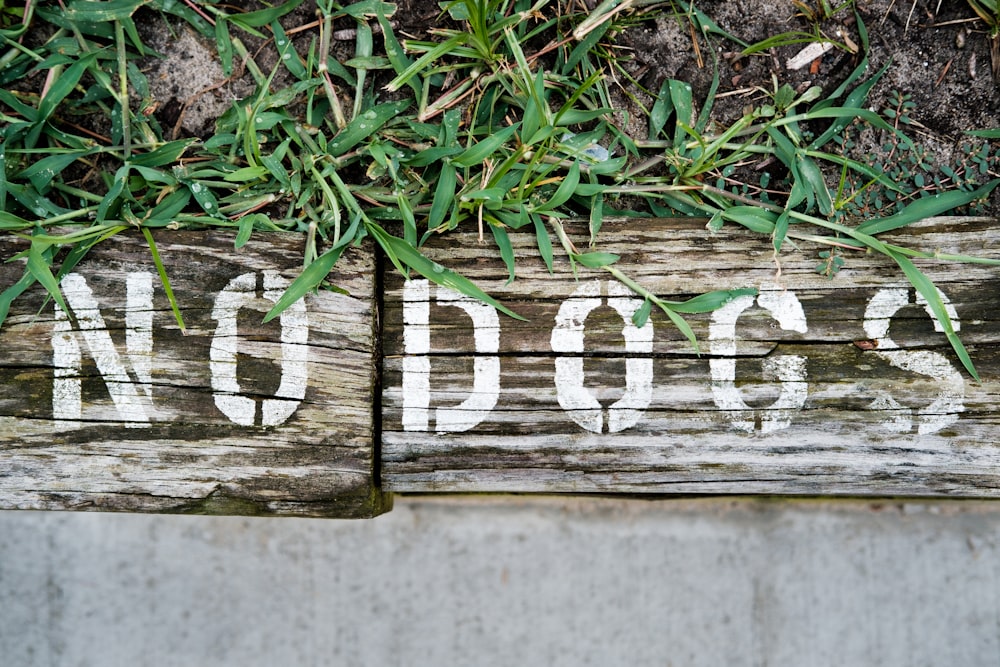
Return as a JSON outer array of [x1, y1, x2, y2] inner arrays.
[[551, 280, 653, 433], [210, 271, 308, 426]]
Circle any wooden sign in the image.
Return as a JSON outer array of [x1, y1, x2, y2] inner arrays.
[[5, 216, 1000, 516], [381, 217, 1000, 496], [0, 232, 388, 518]]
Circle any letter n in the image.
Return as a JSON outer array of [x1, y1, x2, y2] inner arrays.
[[52, 272, 154, 428]]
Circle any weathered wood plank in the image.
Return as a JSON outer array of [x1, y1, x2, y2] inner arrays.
[[381, 216, 1000, 495], [0, 231, 389, 518]]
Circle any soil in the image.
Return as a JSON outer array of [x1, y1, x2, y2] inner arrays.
[[620, 0, 1000, 209], [628, 0, 1000, 135], [105, 1, 1000, 217]]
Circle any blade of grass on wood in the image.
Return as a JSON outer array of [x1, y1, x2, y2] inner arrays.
[[141, 227, 186, 333], [26, 241, 68, 314], [262, 241, 350, 323], [367, 222, 525, 320], [489, 222, 516, 284], [889, 248, 980, 381]]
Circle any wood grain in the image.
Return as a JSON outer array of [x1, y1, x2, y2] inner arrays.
[[0, 231, 388, 518], [381, 216, 1000, 495], [7, 216, 1000, 510]]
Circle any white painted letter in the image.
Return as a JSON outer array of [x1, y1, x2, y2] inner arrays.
[[210, 271, 308, 427], [709, 287, 808, 433], [52, 272, 154, 427], [863, 287, 964, 434], [402, 280, 431, 431], [401, 280, 500, 433], [551, 280, 653, 433]]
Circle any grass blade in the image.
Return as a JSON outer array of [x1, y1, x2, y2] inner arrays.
[[452, 123, 520, 168], [589, 189, 604, 244], [857, 179, 1000, 235], [141, 227, 186, 333], [63, 0, 148, 22], [36, 52, 98, 122], [367, 222, 524, 320], [667, 287, 758, 314], [632, 297, 652, 328], [535, 162, 580, 212], [772, 210, 791, 253], [573, 251, 619, 268], [532, 212, 554, 273], [428, 162, 458, 230], [398, 193, 417, 246], [272, 20, 307, 79], [263, 242, 348, 323], [489, 222, 516, 284], [649, 78, 673, 140], [215, 19, 234, 78], [130, 139, 198, 167], [227, 0, 303, 28], [385, 32, 466, 92], [378, 7, 416, 93], [235, 215, 256, 248], [0, 267, 40, 328], [563, 20, 610, 73], [889, 249, 979, 380], [17, 150, 96, 193], [797, 154, 834, 216], [669, 80, 693, 148], [26, 241, 68, 314], [809, 59, 891, 149], [326, 100, 410, 157], [721, 206, 777, 233]]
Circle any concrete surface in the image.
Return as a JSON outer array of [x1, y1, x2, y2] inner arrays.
[[1, 496, 999, 666]]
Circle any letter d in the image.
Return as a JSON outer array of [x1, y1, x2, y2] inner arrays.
[[402, 280, 500, 433]]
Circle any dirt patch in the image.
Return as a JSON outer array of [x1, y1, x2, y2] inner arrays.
[[142, 26, 253, 137], [617, 1, 1000, 213], [629, 0, 1000, 135]]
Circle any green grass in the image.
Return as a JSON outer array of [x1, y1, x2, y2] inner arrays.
[[1, 0, 999, 376]]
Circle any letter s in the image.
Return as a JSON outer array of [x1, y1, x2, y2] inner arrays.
[[863, 287, 964, 434]]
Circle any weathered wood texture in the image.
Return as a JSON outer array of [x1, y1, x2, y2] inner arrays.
[[381, 216, 1000, 495], [0, 232, 388, 518]]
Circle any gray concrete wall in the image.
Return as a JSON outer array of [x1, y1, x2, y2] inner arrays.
[[1, 496, 999, 666]]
